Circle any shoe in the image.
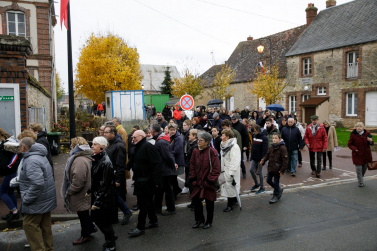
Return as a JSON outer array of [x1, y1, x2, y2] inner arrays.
[[73, 236, 90, 245], [161, 211, 176, 216], [102, 235, 118, 247], [6, 211, 19, 222], [181, 187, 189, 194], [192, 220, 204, 228], [316, 174, 321, 178], [128, 228, 145, 237], [1, 211, 12, 220], [104, 247, 116, 251], [256, 188, 265, 194], [298, 163, 302, 167], [90, 225, 98, 234], [322, 167, 326, 170], [203, 223, 211, 229], [359, 183, 364, 187], [291, 172, 296, 177], [242, 173, 246, 179], [278, 188, 284, 199], [25, 243, 30, 248], [187, 203, 194, 208], [269, 195, 278, 204], [329, 166, 332, 169], [131, 205, 139, 211], [250, 184, 260, 191], [223, 207, 233, 212], [311, 171, 316, 175], [121, 212, 132, 225], [145, 222, 159, 229]]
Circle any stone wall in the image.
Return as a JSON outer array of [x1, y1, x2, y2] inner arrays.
[[284, 41, 377, 127], [28, 82, 51, 131]]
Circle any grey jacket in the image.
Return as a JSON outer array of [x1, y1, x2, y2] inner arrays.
[[19, 143, 57, 214]]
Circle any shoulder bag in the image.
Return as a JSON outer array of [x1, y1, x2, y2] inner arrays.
[[367, 161, 377, 170]]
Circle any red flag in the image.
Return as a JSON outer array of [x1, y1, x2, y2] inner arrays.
[[60, 0, 69, 30]]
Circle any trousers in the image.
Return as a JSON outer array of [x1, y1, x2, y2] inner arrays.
[[323, 151, 333, 169], [193, 192, 214, 224], [154, 176, 175, 212], [137, 192, 158, 230], [309, 151, 322, 174], [250, 160, 264, 188], [355, 164, 368, 184], [23, 212, 53, 251]]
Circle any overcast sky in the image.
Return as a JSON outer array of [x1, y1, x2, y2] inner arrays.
[[54, 0, 351, 91]]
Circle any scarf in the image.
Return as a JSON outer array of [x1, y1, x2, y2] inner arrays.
[[358, 130, 364, 136], [61, 144, 91, 212], [310, 123, 319, 137], [220, 138, 237, 157]]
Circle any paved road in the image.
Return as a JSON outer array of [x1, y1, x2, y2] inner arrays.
[[1, 178, 377, 251]]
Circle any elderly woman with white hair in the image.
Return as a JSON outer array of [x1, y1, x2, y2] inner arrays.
[[89, 137, 117, 251], [348, 122, 374, 187]]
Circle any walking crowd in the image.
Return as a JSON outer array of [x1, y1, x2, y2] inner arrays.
[[0, 104, 374, 250]]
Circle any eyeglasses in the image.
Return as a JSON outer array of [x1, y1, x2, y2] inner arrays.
[[197, 139, 205, 142], [99, 129, 104, 131], [131, 135, 142, 139]]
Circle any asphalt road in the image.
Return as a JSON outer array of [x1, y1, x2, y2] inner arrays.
[[1, 179, 377, 251]]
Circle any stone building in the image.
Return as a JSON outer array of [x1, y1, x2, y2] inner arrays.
[[0, 0, 57, 131], [197, 26, 307, 112], [284, 0, 377, 127]]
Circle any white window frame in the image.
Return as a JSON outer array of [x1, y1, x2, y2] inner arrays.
[[303, 58, 312, 76], [347, 52, 359, 78], [289, 95, 296, 113], [317, 87, 327, 96], [346, 92, 357, 116], [302, 94, 310, 102], [6, 11, 26, 37]]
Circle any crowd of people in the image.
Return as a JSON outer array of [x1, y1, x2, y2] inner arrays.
[[0, 104, 374, 250]]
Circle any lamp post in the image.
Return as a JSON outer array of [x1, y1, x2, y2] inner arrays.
[[257, 37, 272, 70]]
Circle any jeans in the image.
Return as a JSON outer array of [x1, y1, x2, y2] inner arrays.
[[323, 151, 333, 168], [137, 192, 158, 230], [288, 150, 298, 174], [193, 192, 214, 224], [355, 164, 368, 184], [0, 173, 18, 211], [250, 160, 264, 189], [309, 151, 322, 174], [154, 176, 175, 212], [77, 210, 94, 238], [117, 187, 131, 215], [240, 153, 246, 175], [266, 172, 281, 196]]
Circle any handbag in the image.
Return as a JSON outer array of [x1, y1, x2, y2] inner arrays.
[[208, 148, 226, 186], [367, 161, 377, 170]]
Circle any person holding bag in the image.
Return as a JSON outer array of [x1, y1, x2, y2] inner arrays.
[[219, 129, 241, 212]]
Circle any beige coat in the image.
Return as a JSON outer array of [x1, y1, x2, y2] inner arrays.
[[68, 150, 92, 212], [326, 126, 338, 152], [220, 139, 241, 198]]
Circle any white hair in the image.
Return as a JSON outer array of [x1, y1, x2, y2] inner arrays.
[[93, 136, 108, 148]]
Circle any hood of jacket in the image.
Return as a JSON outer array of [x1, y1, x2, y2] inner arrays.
[[23, 143, 48, 159], [37, 131, 47, 139], [272, 139, 286, 148], [155, 132, 171, 143]]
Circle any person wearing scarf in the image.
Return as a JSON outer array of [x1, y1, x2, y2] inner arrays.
[[61, 137, 96, 245], [219, 129, 241, 212]]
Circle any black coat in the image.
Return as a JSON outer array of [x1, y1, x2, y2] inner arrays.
[[153, 132, 175, 177], [281, 124, 304, 151], [193, 123, 203, 131], [106, 137, 127, 184], [131, 138, 162, 195], [0, 144, 22, 176], [162, 106, 171, 121], [36, 131, 53, 170], [212, 136, 221, 156], [232, 120, 249, 149], [240, 110, 250, 119], [90, 151, 116, 222]]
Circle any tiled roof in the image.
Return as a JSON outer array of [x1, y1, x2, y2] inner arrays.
[[300, 97, 329, 106], [200, 64, 224, 87], [286, 0, 377, 56]]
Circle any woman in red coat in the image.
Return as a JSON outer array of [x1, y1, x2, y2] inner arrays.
[[348, 122, 374, 187], [189, 131, 220, 229]]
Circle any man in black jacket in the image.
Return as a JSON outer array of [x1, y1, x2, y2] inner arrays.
[[231, 114, 249, 179], [128, 130, 162, 237], [240, 106, 250, 119], [150, 124, 176, 216], [104, 126, 133, 226], [281, 118, 303, 177]]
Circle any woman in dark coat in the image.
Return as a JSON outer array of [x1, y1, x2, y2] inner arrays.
[[89, 137, 117, 251], [168, 123, 185, 199], [348, 122, 374, 187], [162, 105, 171, 121], [192, 117, 203, 130], [189, 131, 220, 229], [250, 111, 261, 125]]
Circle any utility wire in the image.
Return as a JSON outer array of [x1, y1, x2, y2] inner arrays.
[[134, 0, 234, 46], [196, 0, 301, 26]]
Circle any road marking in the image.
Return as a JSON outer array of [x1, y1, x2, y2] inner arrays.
[[325, 178, 340, 181], [286, 183, 304, 187]]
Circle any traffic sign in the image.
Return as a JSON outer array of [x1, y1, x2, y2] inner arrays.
[[180, 94, 194, 111]]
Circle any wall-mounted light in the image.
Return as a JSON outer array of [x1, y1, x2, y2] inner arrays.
[[257, 45, 264, 53]]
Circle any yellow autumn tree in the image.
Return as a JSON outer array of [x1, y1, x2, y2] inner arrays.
[[211, 64, 236, 100], [248, 63, 288, 105], [75, 33, 142, 103], [172, 68, 205, 100]]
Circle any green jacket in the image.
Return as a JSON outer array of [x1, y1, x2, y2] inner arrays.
[[266, 125, 279, 148]]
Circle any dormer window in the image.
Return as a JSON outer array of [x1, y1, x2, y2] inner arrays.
[[7, 11, 26, 37]]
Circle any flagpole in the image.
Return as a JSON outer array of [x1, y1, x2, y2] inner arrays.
[[67, 1, 76, 139]]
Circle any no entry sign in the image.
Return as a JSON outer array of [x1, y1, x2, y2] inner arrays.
[[180, 94, 194, 111]]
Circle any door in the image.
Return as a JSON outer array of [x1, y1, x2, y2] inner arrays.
[[305, 107, 316, 125], [0, 84, 21, 136], [366, 92, 377, 126]]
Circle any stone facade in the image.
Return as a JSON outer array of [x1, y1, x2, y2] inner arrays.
[[28, 80, 52, 131], [284, 42, 377, 127]]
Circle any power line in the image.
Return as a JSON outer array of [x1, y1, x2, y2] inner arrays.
[[134, 0, 234, 46], [196, 0, 301, 26]]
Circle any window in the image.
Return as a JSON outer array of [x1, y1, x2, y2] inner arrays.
[[7, 12, 26, 37], [226, 96, 234, 111], [302, 94, 310, 102], [28, 107, 45, 126], [318, 87, 327, 95], [347, 52, 359, 78], [289, 95, 296, 113], [346, 93, 357, 116], [303, 58, 312, 76]]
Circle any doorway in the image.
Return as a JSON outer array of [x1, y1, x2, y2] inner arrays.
[[366, 92, 377, 127], [305, 107, 316, 125], [0, 84, 21, 136]]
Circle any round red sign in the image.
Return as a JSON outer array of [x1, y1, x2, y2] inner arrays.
[[180, 94, 194, 111]]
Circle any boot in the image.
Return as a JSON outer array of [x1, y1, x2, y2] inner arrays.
[[269, 195, 278, 204]]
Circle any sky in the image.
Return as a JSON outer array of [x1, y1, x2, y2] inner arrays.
[[54, 0, 352, 92]]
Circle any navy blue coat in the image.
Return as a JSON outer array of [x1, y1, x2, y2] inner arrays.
[[250, 132, 268, 162], [212, 118, 223, 132], [170, 131, 185, 166], [281, 124, 304, 151]]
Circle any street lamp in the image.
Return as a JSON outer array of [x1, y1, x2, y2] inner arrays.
[[257, 45, 264, 53], [257, 37, 272, 70], [141, 83, 144, 89]]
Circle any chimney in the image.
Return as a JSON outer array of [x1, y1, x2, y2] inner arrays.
[[306, 3, 318, 27], [326, 0, 336, 8], [247, 36, 253, 41]]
